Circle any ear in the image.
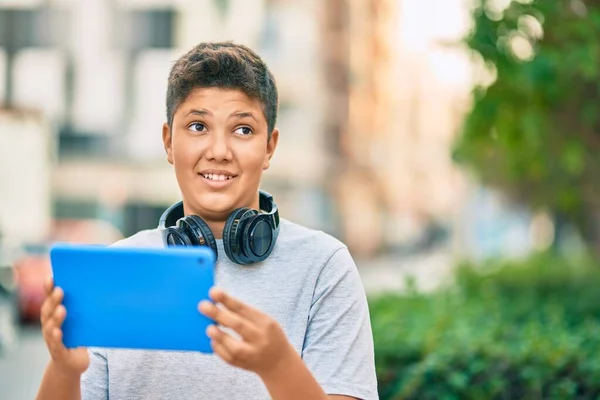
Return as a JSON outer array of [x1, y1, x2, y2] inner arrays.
[[162, 123, 174, 165], [263, 128, 279, 170]]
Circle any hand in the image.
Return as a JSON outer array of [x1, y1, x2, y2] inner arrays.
[[198, 287, 295, 378], [40, 277, 89, 376]]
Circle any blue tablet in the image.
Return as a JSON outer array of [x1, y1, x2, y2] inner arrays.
[[49, 243, 216, 353]]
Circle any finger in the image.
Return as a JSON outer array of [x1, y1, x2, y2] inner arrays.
[[41, 288, 63, 325], [53, 327, 63, 345], [52, 305, 67, 328], [45, 306, 67, 354], [50, 327, 62, 349], [198, 301, 259, 340], [48, 327, 66, 357], [42, 306, 64, 344], [44, 276, 54, 296], [207, 325, 250, 365], [208, 325, 234, 363], [207, 325, 244, 351], [40, 298, 52, 326], [44, 325, 61, 354], [209, 288, 262, 320], [41, 319, 54, 342], [211, 339, 234, 364]]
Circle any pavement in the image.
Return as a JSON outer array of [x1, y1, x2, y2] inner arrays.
[[0, 249, 454, 399], [0, 325, 49, 400]]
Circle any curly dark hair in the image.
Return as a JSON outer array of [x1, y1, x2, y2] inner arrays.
[[166, 42, 279, 137]]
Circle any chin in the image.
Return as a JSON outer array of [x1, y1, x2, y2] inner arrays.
[[193, 192, 241, 216]]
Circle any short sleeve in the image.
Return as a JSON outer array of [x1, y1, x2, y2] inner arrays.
[[301, 247, 379, 400], [81, 348, 108, 400]]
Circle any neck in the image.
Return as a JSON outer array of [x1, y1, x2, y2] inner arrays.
[[180, 195, 261, 240], [204, 220, 227, 240]]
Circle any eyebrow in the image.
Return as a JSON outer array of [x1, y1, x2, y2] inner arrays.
[[230, 111, 258, 122], [186, 109, 212, 117], [185, 109, 258, 123]]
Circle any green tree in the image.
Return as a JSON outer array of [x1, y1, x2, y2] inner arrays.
[[454, 0, 600, 253]]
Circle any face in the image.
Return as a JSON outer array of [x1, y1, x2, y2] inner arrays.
[[162, 87, 279, 223]]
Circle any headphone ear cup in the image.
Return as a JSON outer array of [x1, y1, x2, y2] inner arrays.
[[223, 208, 255, 264], [163, 226, 193, 246], [242, 215, 276, 262], [178, 216, 218, 257]]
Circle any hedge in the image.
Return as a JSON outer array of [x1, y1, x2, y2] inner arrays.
[[370, 252, 600, 399]]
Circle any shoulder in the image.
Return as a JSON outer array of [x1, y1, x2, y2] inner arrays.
[[109, 228, 164, 248], [274, 218, 353, 272], [277, 218, 346, 255]]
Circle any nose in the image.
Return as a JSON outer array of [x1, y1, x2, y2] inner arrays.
[[205, 131, 232, 162]]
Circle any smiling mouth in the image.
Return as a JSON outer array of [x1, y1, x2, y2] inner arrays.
[[200, 173, 237, 181]]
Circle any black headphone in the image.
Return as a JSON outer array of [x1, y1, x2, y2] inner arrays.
[[159, 190, 280, 265]]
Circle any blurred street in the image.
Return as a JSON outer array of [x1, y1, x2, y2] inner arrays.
[[0, 325, 49, 400], [0, 250, 453, 399]]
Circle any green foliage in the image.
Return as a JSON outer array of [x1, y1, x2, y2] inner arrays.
[[453, 0, 600, 244], [370, 252, 600, 399]]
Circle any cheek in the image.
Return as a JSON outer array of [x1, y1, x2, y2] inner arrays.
[[237, 147, 266, 174], [172, 137, 200, 166]]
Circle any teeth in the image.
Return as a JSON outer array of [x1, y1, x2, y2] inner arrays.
[[202, 173, 233, 181]]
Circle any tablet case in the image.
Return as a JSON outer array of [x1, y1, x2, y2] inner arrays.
[[50, 243, 216, 353]]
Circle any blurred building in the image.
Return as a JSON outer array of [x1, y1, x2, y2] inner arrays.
[[0, 0, 333, 243], [0, 109, 53, 247], [322, 0, 475, 256], [0, 0, 494, 259]]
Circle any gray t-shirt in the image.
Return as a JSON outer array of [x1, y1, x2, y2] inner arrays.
[[81, 218, 378, 400]]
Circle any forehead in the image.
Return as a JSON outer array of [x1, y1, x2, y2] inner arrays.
[[176, 87, 265, 118]]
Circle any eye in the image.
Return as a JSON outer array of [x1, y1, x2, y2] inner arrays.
[[188, 122, 207, 132], [234, 126, 253, 136]]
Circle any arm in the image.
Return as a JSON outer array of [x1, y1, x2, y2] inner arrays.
[[200, 289, 329, 400], [37, 348, 108, 400], [258, 344, 331, 399], [201, 291, 357, 400], [199, 247, 377, 400], [37, 361, 82, 400], [258, 348, 361, 399], [36, 280, 87, 400], [36, 278, 109, 400]]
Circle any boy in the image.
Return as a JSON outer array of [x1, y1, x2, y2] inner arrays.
[[36, 42, 378, 400]]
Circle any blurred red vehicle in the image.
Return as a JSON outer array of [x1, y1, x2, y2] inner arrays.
[[13, 219, 123, 323]]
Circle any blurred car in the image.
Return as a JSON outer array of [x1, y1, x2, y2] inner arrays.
[[13, 245, 50, 324], [13, 219, 123, 324]]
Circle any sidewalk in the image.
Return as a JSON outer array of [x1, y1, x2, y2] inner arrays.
[[0, 325, 49, 400]]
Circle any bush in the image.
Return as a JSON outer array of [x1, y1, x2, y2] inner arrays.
[[370, 253, 600, 399]]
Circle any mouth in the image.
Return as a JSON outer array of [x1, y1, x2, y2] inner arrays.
[[198, 171, 238, 184], [199, 173, 237, 181]]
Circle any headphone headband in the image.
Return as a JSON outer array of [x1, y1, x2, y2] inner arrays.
[[158, 190, 280, 265], [159, 190, 279, 231], [258, 190, 280, 233]]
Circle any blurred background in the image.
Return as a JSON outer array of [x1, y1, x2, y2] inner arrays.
[[1, 0, 599, 398]]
